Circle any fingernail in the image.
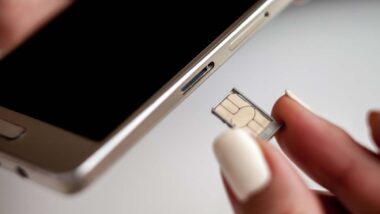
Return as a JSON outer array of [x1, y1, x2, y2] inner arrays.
[[213, 129, 271, 202], [285, 89, 313, 112]]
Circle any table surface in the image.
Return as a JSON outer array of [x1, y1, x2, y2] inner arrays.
[[1, 0, 379, 213]]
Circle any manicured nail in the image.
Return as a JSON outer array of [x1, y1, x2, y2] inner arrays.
[[213, 129, 271, 202], [285, 89, 313, 112]]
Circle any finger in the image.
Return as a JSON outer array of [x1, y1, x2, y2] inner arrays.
[[0, 0, 72, 52], [223, 178, 351, 214], [272, 90, 380, 214], [213, 129, 323, 214], [368, 111, 380, 148]]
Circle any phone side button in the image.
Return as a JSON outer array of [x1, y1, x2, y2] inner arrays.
[[0, 119, 26, 140], [229, 16, 266, 51]]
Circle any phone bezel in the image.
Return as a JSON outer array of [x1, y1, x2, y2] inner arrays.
[[0, 0, 291, 193]]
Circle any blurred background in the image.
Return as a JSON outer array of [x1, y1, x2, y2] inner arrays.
[[1, 0, 379, 213]]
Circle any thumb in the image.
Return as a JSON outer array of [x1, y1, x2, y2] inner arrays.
[[213, 129, 322, 214]]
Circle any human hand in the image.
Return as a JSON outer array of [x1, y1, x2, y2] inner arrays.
[[213, 90, 380, 214], [0, 0, 71, 56]]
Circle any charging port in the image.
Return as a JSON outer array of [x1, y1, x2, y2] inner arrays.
[[181, 62, 215, 94]]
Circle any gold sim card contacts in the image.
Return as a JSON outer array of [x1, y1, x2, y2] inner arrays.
[[212, 89, 281, 141]]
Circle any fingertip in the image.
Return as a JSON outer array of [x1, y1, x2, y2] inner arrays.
[[214, 129, 322, 213], [368, 110, 380, 126], [272, 90, 316, 125], [368, 110, 380, 146], [271, 93, 289, 119], [271, 93, 319, 148], [213, 129, 271, 202]]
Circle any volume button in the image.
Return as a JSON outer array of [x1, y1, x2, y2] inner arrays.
[[229, 15, 266, 51]]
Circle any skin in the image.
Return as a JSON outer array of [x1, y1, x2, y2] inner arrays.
[[0, 0, 72, 55], [2, 1, 379, 213], [224, 96, 380, 214]]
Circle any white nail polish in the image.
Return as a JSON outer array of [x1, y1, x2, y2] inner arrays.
[[285, 89, 313, 112], [213, 129, 271, 202]]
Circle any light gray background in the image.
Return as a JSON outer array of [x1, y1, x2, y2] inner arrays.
[[1, 0, 379, 213]]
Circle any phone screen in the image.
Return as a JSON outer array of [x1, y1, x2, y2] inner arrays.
[[0, 0, 259, 141]]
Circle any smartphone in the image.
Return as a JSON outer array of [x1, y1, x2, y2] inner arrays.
[[0, 0, 291, 193]]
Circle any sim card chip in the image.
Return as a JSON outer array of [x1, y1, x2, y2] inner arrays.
[[212, 89, 281, 141]]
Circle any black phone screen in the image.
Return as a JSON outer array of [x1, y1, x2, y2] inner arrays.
[[0, 0, 260, 141]]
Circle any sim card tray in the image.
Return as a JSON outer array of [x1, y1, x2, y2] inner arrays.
[[211, 88, 281, 141]]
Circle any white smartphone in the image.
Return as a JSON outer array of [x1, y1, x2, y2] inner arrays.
[[0, 0, 291, 193]]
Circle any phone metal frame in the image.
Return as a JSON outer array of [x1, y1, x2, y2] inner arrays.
[[0, 0, 291, 193]]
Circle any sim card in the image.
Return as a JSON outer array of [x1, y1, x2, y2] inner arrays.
[[212, 88, 281, 141]]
